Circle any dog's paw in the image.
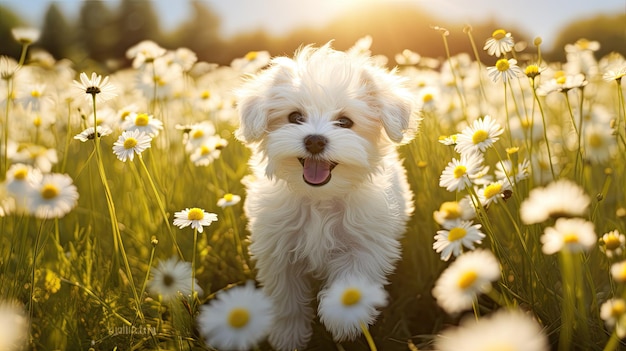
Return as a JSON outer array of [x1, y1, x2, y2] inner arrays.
[[317, 277, 387, 342], [268, 315, 313, 351]]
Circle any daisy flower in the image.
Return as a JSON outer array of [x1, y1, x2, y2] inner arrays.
[[11, 27, 40, 45], [601, 298, 626, 329], [395, 49, 421, 66], [0, 300, 29, 351], [217, 193, 241, 208], [0, 56, 18, 80], [182, 121, 216, 152], [432, 249, 500, 314], [230, 50, 271, 73], [495, 158, 531, 188], [519, 179, 590, 224], [612, 260, 626, 282], [197, 281, 274, 351], [603, 65, 626, 82], [435, 308, 549, 351], [173, 207, 218, 233], [5, 163, 41, 210], [487, 58, 523, 83], [541, 218, 596, 255], [582, 123, 616, 164], [483, 29, 514, 57], [28, 173, 79, 219], [536, 71, 587, 95], [189, 136, 228, 167], [433, 198, 476, 226], [121, 112, 163, 137], [433, 219, 485, 261], [439, 151, 484, 192], [73, 72, 117, 104], [477, 180, 511, 208], [318, 277, 387, 341], [148, 257, 202, 301], [455, 115, 504, 154], [9, 143, 58, 173], [600, 230, 626, 259], [73, 125, 113, 142], [112, 130, 152, 162], [438, 134, 457, 146], [125, 40, 167, 68]]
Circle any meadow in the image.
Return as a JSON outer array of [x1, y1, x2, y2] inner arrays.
[[1, 25, 626, 351]]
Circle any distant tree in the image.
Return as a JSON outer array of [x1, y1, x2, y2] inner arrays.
[[114, 0, 162, 61], [549, 13, 626, 62], [169, 1, 223, 62], [77, 1, 117, 64], [39, 3, 73, 60], [0, 5, 25, 58]]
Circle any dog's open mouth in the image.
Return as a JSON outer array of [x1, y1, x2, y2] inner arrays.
[[298, 158, 337, 186]]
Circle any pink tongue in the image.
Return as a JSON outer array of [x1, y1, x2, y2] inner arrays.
[[303, 158, 332, 185]]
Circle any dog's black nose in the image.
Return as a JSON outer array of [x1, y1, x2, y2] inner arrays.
[[304, 134, 327, 154]]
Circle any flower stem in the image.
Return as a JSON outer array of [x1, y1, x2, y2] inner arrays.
[[136, 154, 183, 258], [90, 94, 144, 323], [360, 321, 377, 351]]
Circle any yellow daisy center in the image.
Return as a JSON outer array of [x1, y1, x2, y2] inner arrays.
[[200, 90, 211, 100], [341, 288, 362, 306], [245, 51, 258, 61], [123, 138, 138, 149], [495, 58, 510, 72], [162, 273, 174, 287], [440, 202, 461, 220], [563, 233, 579, 244], [33, 116, 42, 127], [611, 300, 626, 317], [13, 168, 28, 180], [491, 29, 507, 40], [605, 234, 622, 251], [187, 208, 204, 221], [448, 227, 467, 242], [525, 64, 540, 77], [472, 129, 489, 144], [483, 183, 503, 199], [134, 113, 150, 126], [31, 90, 41, 98], [192, 129, 204, 139], [200, 145, 211, 156], [120, 111, 131, 121], [223, 193, 234, 202], [576, 38, 590, 50], [41, 184, 60, 199], [556, 76, 567, 85], [228, 308, 250, 329], [422, 93, 434, 103], [457, 270, 478, 290], [588, 133, 603, 148], [453, 165, 467, 179]]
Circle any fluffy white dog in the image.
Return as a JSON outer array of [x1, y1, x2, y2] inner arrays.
[[236, 43, 416, 351]]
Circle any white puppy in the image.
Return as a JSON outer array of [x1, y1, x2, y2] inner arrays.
[[236, 43, 416, 351]]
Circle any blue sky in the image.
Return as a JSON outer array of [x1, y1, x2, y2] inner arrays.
[[2, 0, 625, 47]]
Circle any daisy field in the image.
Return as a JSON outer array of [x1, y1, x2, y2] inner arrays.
[[1, 9, 626, 351]]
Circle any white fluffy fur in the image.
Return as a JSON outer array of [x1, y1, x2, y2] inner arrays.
[[236, 43, 416, 351]]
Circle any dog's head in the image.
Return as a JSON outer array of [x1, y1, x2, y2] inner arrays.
[[236, 43, 417, 193]]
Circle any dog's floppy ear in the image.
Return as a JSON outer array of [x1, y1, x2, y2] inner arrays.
[[362, 67, 417, 144], [236, 57, 297, 144]]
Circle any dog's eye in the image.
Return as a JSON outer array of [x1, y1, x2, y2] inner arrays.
[[336, 117, 354, 128], [288, 111, 305, 124]]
